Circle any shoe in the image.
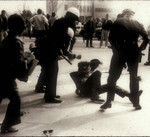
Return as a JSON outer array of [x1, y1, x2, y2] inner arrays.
[[75, 89, 81, 95], [91, 98, 105, 104], [134, 104, 142, 110], [55, 95, 60, 98], [100, 102, 112, 109], [90, 46, 94, 48], [91, 97, 105, 102], [1, 126, 18, 133], [45, 98, 62, 103], [129, 90, 143, 105], [139, 90, 143, 96], [144, 61, 150, 66], [108, 46, 112, 49]]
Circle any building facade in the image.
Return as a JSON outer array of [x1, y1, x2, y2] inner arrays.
[[46, 0, 115, 22]]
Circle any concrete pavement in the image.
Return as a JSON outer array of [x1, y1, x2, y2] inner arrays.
[[0, 37, 150, 136]]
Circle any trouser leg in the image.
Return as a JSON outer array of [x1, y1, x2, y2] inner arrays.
[[35, 66, 46, 92], [2, 81, 21, 128], [86, 37, 89, 47], [44, 60, 58, 100], [100, 84, 129, 98], [90, 36, 93, 47], [128, 61, 139, 106], [70, 72, 80, 89], [106, 53, 124, 103]]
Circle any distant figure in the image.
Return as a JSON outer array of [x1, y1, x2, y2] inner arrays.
[[26, 19, 32, 39], [30, 9, 49, 39], [100, 14, 113, 48], [0, 10, 8, 46], [49, 12, 56, 27], [84, 17, 96, 47]]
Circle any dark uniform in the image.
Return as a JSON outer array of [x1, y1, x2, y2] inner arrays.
[[35, 9, 79, 103], [101, 17, 149, 110]]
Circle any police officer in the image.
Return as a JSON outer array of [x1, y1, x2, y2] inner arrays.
[[35, 7, 80, 103], [100, 9, 149, 110]]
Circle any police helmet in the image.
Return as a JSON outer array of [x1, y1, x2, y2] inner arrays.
[[67, 27, 74, 38], [122, 9, 135, 16], [66, 7, 80, 21]]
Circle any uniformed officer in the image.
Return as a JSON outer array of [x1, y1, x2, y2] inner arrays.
[[35, 7, 80, 103], [100, 9, 149, 110]]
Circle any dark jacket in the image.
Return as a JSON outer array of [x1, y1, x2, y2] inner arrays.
[[109, 18, 149, 52], [34, 17, 75, 65], [0, 15, 8, 31], [84, 20, 96, 36], [0, 36, 27, 80], [102, 19, 113, 30]]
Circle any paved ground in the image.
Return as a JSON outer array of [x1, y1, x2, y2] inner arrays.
[[0, 37, 150, 136]]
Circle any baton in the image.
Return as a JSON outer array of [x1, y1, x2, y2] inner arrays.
[[61, 54, 72, 65]]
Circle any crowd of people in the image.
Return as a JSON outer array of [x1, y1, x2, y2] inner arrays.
[[0, 6, 150, 134]]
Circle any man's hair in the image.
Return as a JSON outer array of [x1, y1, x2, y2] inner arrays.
[[90, 59, 102, 71], [117, 14, 124, 19], [37, 9, 42, 14], [52, 12, 56, 17], [1, 10, 6, 15], [8, 14, 25, 35]]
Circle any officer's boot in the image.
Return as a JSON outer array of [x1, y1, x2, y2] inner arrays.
[[100, 91, 114, 109], [129, 92, 142, 110]]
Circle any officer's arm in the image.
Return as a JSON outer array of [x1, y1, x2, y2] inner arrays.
[[139, 23, 149, 51], [108, 23, 118, 48]]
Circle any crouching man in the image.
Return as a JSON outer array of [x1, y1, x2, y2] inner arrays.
[[70, 59, 142, 103]]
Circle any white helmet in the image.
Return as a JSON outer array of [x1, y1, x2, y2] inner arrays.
[[67, 7, 80, 18], [67, 27, 74, 38]]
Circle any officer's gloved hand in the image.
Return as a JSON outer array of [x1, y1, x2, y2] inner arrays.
[[67, 52, 76, 61]]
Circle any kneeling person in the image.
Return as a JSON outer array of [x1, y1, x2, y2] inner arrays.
[[70, 59, 133, 103]]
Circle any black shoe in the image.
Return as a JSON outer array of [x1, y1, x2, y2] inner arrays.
[[55, 95, 60, 98], [129, 90, 143, 104], [45, 98, 62, 103], [134, 104, 142, 110], [90, 46, 94, 48], [1, 126, 18, 133], [91, 97, 105, 102], [100, 102, 112, 109], [144, 61, 150, 66], [75, 89, 81, 96], [139, 90, 143, 96], [91, 98, 105, 104]]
